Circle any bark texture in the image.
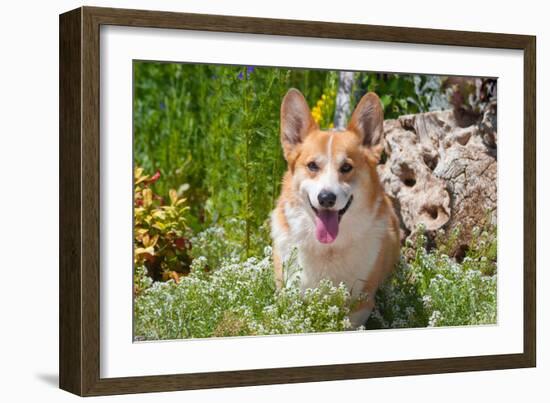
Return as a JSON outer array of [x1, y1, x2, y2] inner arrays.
[[378, 106, 497, 249], [334, 71, 356, 130]]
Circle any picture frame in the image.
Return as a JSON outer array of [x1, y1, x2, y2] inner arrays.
[[59, 6, 536, 396]]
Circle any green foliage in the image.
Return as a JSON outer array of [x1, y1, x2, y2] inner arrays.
[[134, 167, 192, 282], [134, 63, 339, 257], [189, 219, 271, 269], [436, 223, 497, 276], [359, 73, 435, 118]]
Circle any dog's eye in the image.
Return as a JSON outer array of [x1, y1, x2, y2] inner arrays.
[[307, 161, 320, 172], [340, 163, 353, 174]]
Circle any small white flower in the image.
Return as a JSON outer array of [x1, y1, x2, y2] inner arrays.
[[422, 295, 432, 307], [328, 306, 339, 316], [428, 310, 442, 327], [263, 245, 273, 257]]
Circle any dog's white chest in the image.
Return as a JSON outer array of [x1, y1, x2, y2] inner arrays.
[[297, 231, 381, 296], [274, 202, 384, 296]]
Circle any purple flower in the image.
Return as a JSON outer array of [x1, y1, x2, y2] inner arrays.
[[237, 66, 255, 80], [159, 101, 166, 110]]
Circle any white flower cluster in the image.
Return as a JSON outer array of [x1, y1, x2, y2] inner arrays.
[[134, 248, 355, 340], [134, 222, 497, 340], [370, 227, 497, 329]]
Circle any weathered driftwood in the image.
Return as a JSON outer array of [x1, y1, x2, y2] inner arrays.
[[378, 106, 497, 250]]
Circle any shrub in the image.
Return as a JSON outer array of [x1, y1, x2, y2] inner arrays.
[[134, 221, 497, 339], [189, 218, 272, 269], [367, 227, 497, 329], [134, 167, 193, 282], [133, 249, 355, 340]]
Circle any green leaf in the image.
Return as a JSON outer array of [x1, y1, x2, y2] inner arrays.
[[380, 94, 392, 109]]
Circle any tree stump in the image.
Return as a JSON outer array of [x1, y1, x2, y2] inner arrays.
[[378, 105, 497, 251]]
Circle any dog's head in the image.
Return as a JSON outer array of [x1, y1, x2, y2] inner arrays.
[[280, 88, 384, 244]]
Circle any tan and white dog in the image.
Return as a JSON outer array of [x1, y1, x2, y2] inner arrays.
[[271, 89, 400, 327]]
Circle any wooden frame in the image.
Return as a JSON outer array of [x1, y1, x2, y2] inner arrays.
[[59, 6, 536, 396]]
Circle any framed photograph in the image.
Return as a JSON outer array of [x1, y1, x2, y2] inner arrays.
[[59, 6, 536, 396]]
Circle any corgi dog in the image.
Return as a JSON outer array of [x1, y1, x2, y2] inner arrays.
[[271, 89, 400, 327]]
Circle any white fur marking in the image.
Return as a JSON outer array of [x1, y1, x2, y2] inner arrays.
[[302, 132, 350, 210], [327, 132, 334, 167]]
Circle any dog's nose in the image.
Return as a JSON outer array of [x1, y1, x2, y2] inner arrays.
[[318, 190, 337, 208]]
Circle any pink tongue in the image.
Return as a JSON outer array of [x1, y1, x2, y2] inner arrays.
[[315, 210, 339, 244]]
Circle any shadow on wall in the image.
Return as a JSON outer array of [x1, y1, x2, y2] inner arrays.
[[35, 373, 58, 388]]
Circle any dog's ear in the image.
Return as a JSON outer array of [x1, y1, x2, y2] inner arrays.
[[347, 92, 384, 148], [280, 89, 317, 159]]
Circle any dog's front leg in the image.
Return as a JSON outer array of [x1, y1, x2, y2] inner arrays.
[[349, 292, 375, 327], [272, 247, 284, 289]]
